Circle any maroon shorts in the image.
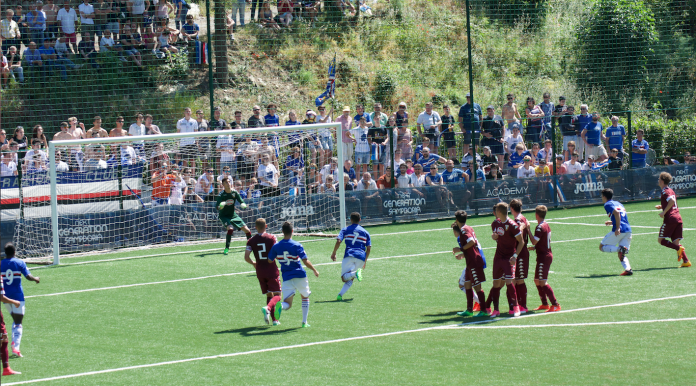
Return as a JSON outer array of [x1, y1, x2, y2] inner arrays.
[[258, 275, 281, 294], [660, 221, 683, 241], [0, 310, 5, 334], [534, 254, 553, 280], [64, 32, 77, 44], [465, 265, 486, 287], [515, 250, 530, 280], [492, 255, 515, 280]]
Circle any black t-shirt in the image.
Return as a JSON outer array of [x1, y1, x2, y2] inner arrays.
[[78, 40, 94, 55], [209, 118, 227, 131], [481, 115, 503, 140], [607, 157, 623, 170], [368, 127, 388, 144], [441, 115, 456, 134], [482, 153, 497, 166], [230, 121, 246, 130], [248, 115, 263, 128], [560, 113, 575, 136]]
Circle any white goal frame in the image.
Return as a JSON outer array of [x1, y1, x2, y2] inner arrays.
[[47, 122, 345, 265]]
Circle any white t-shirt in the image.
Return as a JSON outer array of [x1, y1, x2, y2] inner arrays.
[[100, 36, 115, 50], [563, 160, 587, 174], [352, 127, 370, 153], [395, 173, 412, 188], [416, 111, 441, 135], [0, 161, 17, 177], [78, 3, 95, 25], [216, 135, 236, 162], [120, 146, 137, 165], [57, 8, 78, 34], [356, 179, 377, 191], [196, 174, 214, 194], [517, 165, 536, 179], [505, 134, 524, 154], [216, 173, 233, 187], [129, 123, 146, 137], [169, 180, 187, 204], [25, 149, 49, 163], [56, 161, 70, 172], [176, 117, 198, 146], [131, 0, 146, 15], [318, 115, 333, 138], [257, 163, 279, 187], [319, 164, 338, 184], [411, 173, 426, 187], [54, 40, 70, 57]]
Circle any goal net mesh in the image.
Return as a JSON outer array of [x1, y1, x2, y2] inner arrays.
[[13, 124, 343, 262]]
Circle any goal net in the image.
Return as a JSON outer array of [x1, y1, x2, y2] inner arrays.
[[13, 122, 345, 264]]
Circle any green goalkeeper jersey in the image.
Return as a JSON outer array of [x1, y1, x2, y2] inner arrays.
[[216, 190, 245, 218]]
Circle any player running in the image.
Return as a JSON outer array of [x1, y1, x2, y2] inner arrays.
[[509, 199, 530, 314], [216, 177, 252, 255], [330, 212, 371, 301], [528, 206, 561, 312], [452, 210, 488, 317], [0, 265, 22, 376], [244, 219, 283, 326], [269, 222, 320, 328], [656, 172, 691, 267], [487, 202, 526, 317], [1, 243, 40, 358], [600, 189, 633, 275]]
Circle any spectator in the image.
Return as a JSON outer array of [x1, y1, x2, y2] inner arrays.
[[394, 163, 413, 188], [276, 0, 294, 28], [631, 129, 649, 168], [56, 2, 78, 50], [0, 129, 8, 152], [284, 146, 304, 179], [209, 106, 227, 131], [582, 112, 608, 163], [23, 138, 48, 172], [441, 159, 465, 184], [352, 116, 371, 175], [684, 152, 693, 165], [0, 52, 9, 88], [337, 106, 355, 162], [54, 35, 70, 58], [27, 152, 48, 173], [538, 139, 554, 165], [32, 125, 49, 148], [237, 134, 259, 182], [129, 21, 147, 50], [38, 37, 72, 79], [256, 135, 278, 170], [501, 93, 522, 138], [230, 0, 246, 29], [563, 152, 587, 174], [353, 104, 372, 127], [149, 142, 170, 170], [465, 160, 486, 182], [100, 29, 120, 52], [182, 14, 199, 41], [368, 103, 390, 179], [168, 170, 187, 205], [425, 163, 442, 186], [604, 115, 626, 160], [435, 104, 457, 161], [195, 109, 212, 170], [248, 105, 264, 128], [215, 129, 234, 178], [539, 92, 554, 138], [517, 156, 536, 179], [607, 148, 623, 170], [504, 122, 524, 156], [156, 22, 179, 56], [481, 105, 505, 171], [410, 164, 426, 187], [6, 46, 23, 84], [94, 0, 111, 38], [559, 104, 576, 161], [195, 167, 215, 201], [120, 25, 144, 67], [176, 107, 198, 168], [263, 103, 280, 127], [394, 100, 409, 131], [319, 174, 337, 193], [174, 0, 187, 30], [230, 110, 246, 129], [119, 143, 138, 166], [535, 158, 551, 177], [356, 172, 377, 190], [376, 167, 395, 189], [317, 156, 337, 185], [302, 109, 321, 165], [343, 174, 355, 191], [216, 165, 233, 192], [486, 163, 503, 180], [343, 159, 356, 183], [128, 0, 148, 29], [151, 162, 174, 205], [77, 34, 99, 68], [574, 104, 592, 159], [2, 10, 22, 56], [529, 142, 542, 165], [554, 154, 567, 175], [249, 0, 262, 23], [392, 148, 405, 169], [244, 177, 262, 199], [301, 0, 320, 22], [458, 93, 481, 156], [85, 115, 108, 138], [144, 114, 162, 135], [508, 143, 530, 172], [417, 102, 441, 154], [552, 95, 567, 120], [413, 136, 431, 162], [524, 96, 544, 143], [23, 41, 44, 78], [405, 159, 414, 174], [27, 2, 47, 45], [257, 154, 279, 196], [393, 118, 413, 163], [79, 0, 96, 40], [14, 5, 29, 47], [1, 152, 19, 176], [481, 146, 496, 168], [259, 1, 281, 30], [110, 115, 127, 137], [460, 146, 481, 169], [155, 0, 174, 22], [417, 145, 447, 171], [317, 105, 334, 167], [11, 126, 27, 153]]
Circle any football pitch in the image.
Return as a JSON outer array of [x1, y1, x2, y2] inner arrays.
[[4, 198, 696, 385]]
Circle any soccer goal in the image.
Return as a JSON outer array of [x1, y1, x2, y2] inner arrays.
[[13, 122, 345, 264]]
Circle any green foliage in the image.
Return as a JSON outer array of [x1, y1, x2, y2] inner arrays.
[[373, 71, 398, 108], [632, 116, 696, 160], [151, 51, 191, 84], [478, 0, 549, 30]]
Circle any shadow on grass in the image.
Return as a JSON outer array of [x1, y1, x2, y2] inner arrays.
[[576, 266, 678, 278], [214, 326, 301, 336], [314, 298, 354, 304]]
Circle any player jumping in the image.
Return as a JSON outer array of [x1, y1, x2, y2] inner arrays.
[[0, 267, 22, 376], [656, 172, 691, 267], [244, 219, 283, 326], [216, 177, 252, 255], [331, 212, 371, 301], [487, 202, 526, 317], [528, 206, 561, 312], [509, 199, 530, 314], [1, 243, 40, 359], [268, 222, 320, 328], [600, 188, 633, 276], [452, 211, 488, 317]]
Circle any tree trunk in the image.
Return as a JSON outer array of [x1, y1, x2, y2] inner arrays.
[[214, 0, 228, 84]]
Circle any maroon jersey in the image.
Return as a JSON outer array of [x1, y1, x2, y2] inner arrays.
[[533, 221, 553, 258], [514, 214, 530, 252], [661, 187, 682, 224], [491, 218, 521, 258], [459, 225, 482, 264], [246, 232, 280, 278]]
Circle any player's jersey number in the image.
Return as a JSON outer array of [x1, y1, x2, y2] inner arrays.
[[257, 243, 267, 259], [4, 269, 14, 285]]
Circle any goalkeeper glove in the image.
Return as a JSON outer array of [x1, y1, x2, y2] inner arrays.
[[240, 203, 248, 209]]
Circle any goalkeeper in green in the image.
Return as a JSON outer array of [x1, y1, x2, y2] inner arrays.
[[217, 177, 252, 255]]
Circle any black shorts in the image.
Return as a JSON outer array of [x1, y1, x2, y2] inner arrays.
[[442, 132, 456, 149]]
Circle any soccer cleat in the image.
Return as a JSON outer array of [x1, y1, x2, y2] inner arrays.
[[678, 246, 686, 262], [302, 323, 311, 328], [509, 310, 515, 316], [681, 261, 692, 268], [475, 310, 490, 317], [336, 294, 343, 301], [457, 310, 474, 317], [272, 320, 281, 326], [261, 306, 270, 325], [533, 305, 551, 311], [620, 270, 633, 276], [513, 306, 521, 317], [2, 367, 21, 376], [546, 304, 562, 312], [519, 306, 528, 314], [274, 302, 282, 320], [473, 302, 481, 312], [223, 248, 229, 255], [355, 268, 363, 282], [619, 246, 629, 256], [490, 310, 500, 318], [11, 347, 22, 357], [486, 307, 492, 315]]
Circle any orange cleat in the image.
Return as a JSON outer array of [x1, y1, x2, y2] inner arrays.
[[620, 270, 633, 276], [678, 246, 687, 262], [473, 302, 481, 312], [546, 304, 562, 312], [681, 261, 692, 268], [533, 305, 551, 311], [2, 367, 21, 376]]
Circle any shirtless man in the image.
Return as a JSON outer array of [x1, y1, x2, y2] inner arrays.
[[501, 93, 522, 139], [109, 116, 127, 137], [86, 115, 109, 138], [65, 117, 86, 171], [67, 117, 85, 139]]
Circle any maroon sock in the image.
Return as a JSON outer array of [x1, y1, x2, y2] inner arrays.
[[505, 286, 514, 310], [516, 282, 527, 309], [476, 291, 486, 311], [506, 283, 518, 308], [267, 295, 281, 321], [661, 239, 680, 251], [536, 285, 548, 306], [492, 287, 500, 311], [1, 340, 7, 368], [465, 289, 474, 312], [544, 284, 558, 305]]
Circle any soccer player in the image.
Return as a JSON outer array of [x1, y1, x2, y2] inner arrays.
[[216, 177, 251, 255], [0, 267, 22, 376], [487, 202, 525, 317], [509, 199, 530, 314], [331, 212, 371, 301], [452, 210, 488, 317], [1, 243, 39, 359], [528, 205, 561, 312], [656, 172, 690, 267], [600, 188, 633, 275], [245, 219, 282, 326], [268, 222, 320, 328]]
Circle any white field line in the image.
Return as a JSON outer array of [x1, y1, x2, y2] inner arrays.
[[6, 293, 696, 386], [545, 221, 696, 231], [27, 231, 662, 299]]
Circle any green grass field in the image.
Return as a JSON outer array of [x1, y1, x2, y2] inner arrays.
[[4, 198, 696, 385]]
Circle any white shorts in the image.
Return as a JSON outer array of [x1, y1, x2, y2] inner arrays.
[[342, 142, 354, 161], [341, 256, 365, 276], [586, 144, 608, 160], [4, 301, 25, 315], [458, 269, 467, 287], [282, 277, 311, 300], [602, 231, 632, 249]]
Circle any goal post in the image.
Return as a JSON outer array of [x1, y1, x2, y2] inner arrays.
[[37, 122, 346, 265]]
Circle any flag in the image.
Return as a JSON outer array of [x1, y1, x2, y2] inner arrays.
[[315, 55, 336, 107], [195, 41, 207, 65]]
